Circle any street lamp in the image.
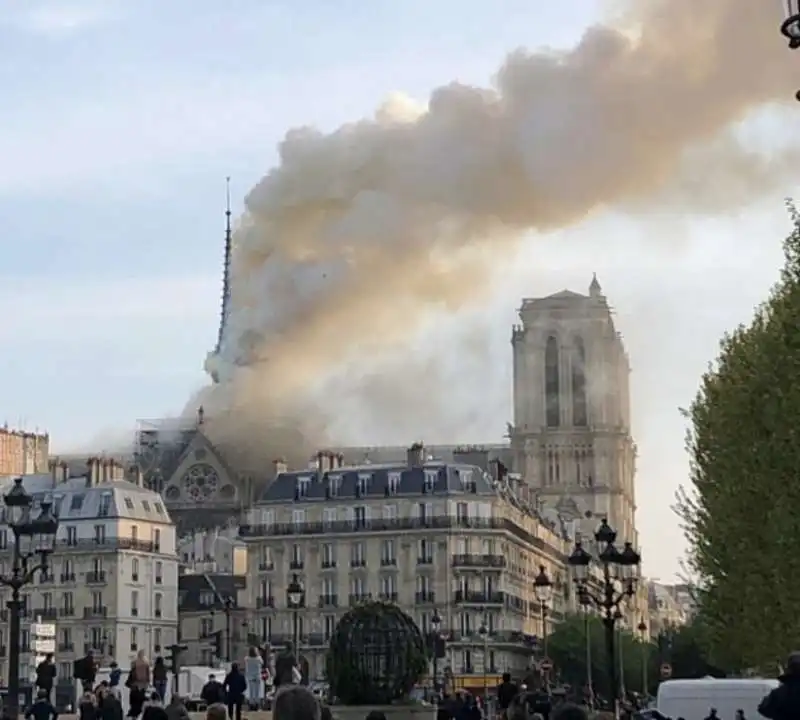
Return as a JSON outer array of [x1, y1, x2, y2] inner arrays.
[[287, 574, 305, 653], [567, 518, 641, 715], [533, 565, 553, 660], [579, 588, 594, 709], [478, 618, 489, 709], [0, 478, 59, 720], [637, 617, 649, 696], [780, 1, 800, 99], [431, 609, 442, 697], [210, 596, 234, 660]]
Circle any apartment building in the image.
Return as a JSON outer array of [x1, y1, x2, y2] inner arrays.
[[0, 458, 179, 683], [178, 572, 248, 666], [0, 427, 48, 475], [240, 444, 572, 685]]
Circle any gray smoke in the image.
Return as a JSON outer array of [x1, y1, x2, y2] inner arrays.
[[193, 0, 798, 472]]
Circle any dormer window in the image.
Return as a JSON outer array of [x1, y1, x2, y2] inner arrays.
[[328, 475, 341, 497], [296, 477, 310, 499], [387, 472, 401, 496], [424, 470, 437, 493], [357, 473, 371, 496], [459, 469, 474, 489]]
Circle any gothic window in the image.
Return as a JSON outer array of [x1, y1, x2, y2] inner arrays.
[[545, 336, 560, 428], [572, 337, 588, 427]]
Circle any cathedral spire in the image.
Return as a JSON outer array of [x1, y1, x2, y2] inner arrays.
[[215, 176, 233, 356], [589, 272, 602, 297]]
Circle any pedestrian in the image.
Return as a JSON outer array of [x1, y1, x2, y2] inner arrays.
[[98, 687, 124, 720], [126, 650, 151, 719], [204, 704, 226, 720], [152, 657, 169, 702], [142, 693, 168, 720], [25, 689, 57, 720], [200, 674, 225, 706], [224, 662, 247, 720], [109, 663, 122, 690], [497, 673, 518, 718], [78, 692, 98, 720], [35, 653, 56, 703], [244, 646, 263, 708], [165, 695, 189, 720], [760, 651, 800, 720], [272, 685, 321, 720]]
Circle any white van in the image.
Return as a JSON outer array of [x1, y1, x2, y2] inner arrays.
[[657, 678, 780, 720]]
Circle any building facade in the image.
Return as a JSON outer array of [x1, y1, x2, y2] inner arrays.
[[509, 276, 638, 546], [240, 445, 573, 686], [0, 459, 179, 684], [0, 427, 49, 476]]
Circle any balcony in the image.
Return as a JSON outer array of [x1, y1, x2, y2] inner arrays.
[[258, 562, 274, 571], [318, 594, 338, 608], [378, 592, 398, 602], [320, 561, 337, 570], [86, 571, 107, 584], [59, 607, 76, 617], [83, 606, 108, 618], [348, 593, 370, 606], [59, 573, 76, 583], [58, 643, 74, 652], [155, 576, 163, 585], [454, 590, 504, 605], [417, 556, 434, 565], [350, 559, 366, 568], [131, 574, 139, 582], [289, 560, 304, 570], [38, 573, 54, 584], [256, 596, 275, 609], [451, 553, 507, 569], [380, 558, 397, 567], [415, 591, 435, 604], [34, 608, 58, 620], [155, 609, 162, 618]]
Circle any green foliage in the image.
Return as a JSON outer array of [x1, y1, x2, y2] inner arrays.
[[325, 600, 428, 706], [676, 201, 800, 670]]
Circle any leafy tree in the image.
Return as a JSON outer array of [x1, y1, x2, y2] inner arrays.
[[677, 202, 800, 671]]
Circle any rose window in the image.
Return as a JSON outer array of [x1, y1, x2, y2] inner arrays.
[[181, 464, 220, 502]]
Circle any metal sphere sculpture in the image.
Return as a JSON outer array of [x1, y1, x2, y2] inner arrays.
[[326, 600, 429, 705]]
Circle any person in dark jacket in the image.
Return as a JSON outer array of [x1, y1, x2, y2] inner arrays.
[[97, 688, 124, 720], [78, 692, 97, 720], [497, 673, 519, 715], [152, 658, 169, 702], [142, 693, 168, 720], [760, 652, 800, 720], [35, 654, 57, 702], [25, 689, 58, 720], [224, 663, 247, 720], [200, 675, 225, 706]]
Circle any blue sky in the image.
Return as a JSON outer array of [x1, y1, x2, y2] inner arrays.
[[0, 0, 794, 578]]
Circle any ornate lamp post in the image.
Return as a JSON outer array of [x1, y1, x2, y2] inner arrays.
[[637, 617, 649, 695], [579, 588, 594, 709], [287, 574, 305, 653], [533, 566, 553, 659], [478, 617, 489, 709], [567, 518, 641, 715], [431, 609, 442, 696], [0, 478, 59, 720], [780, 1, 800, 99]]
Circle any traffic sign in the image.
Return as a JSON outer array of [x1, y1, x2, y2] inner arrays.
[[540, 657, 553, 673], [660, 663, 672, 679], [31, 622, 55, 637]]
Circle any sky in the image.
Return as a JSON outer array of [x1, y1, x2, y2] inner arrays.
[[0, 0, 795, 580]]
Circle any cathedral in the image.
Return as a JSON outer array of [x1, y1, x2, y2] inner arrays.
[[60, 189, 638, 542]]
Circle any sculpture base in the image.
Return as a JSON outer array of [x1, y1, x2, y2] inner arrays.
[[330, 706, 435, 720]]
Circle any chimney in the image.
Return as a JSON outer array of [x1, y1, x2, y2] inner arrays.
[[488, 458, 508, 483], [407, 442, 425, 468], [85, 457, 98, 487], [60, 461, 69, 483], [49, 458, 58, 485], [452, 445, 489, 471], [273, 458, 288, 478], [127, 464, 143, 487], [101, 459, 111, 484], [316, 451, 330, 474], [332, 453, 344, 470]]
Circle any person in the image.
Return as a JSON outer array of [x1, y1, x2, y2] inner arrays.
[[497, 672, 518, 718], [78, 692, 97, 720], [200, 674, 226, 707], [109, 662, 122, 689], [759, 652, 800, 720], [272, 685, 321, 720], [244, 646, 263, 708], [25, 689, 57, 720], [224, 663, 248, 720], [704, 710, 719, 720], [35, 654, 57, 702], [127, 650, 151, 719], [142, 693, 168, 720], [98, 687, 124, 720], [735, 711, 746, 720], [205, 704, 226, 720], [75, 652, 98, 695], [165, 695, 189, 720], [152, 657, 169, 703]]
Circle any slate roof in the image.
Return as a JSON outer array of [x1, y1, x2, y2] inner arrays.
[[178, 572, 246, 612], [257, 461, 496, 505], [0, 473, 171, 523]]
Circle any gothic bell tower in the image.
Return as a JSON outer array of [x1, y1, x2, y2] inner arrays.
[[509, 275, 637, 543]]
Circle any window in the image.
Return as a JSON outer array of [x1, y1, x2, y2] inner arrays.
[[124, 497, 134, 510], [154, 502, 164, 515], [323, 508, 336, 530], [62, 592, 74, 614], [357, 474, 370, 496], [52, 495, 63, 517], [21, 629, 29, 652], [321, 577, 335, 598], [62, 559, 74, 579], [459, 469, 473, 489], [423, 470, 437, 492], [572, 337, 588, 427], [90, 627, 103, 648], [131, 627, 138, 650], [92, 558, 103, 575], [153, 528, 161, 551], [328, 476, 340, 498], [141, 500, 151, 512], [259, 616, 272, 641], [321, 544, 336, 567], [459, 612, 472, 636], [94, 525, 106, 544], [0, 531, 7, 550], [323, 615, 336, 641], [462, 650, 473, 673], [292, 510, 306, 527], [350, 542, 365, 567], [418, 538, 434, 564], [200, 618, 214, 637], [382, 504, 397, 520], [353, 506, 369, 529], [291, 544, 303, 566], [155, 561, 163, 584], [545, 335, 560, 427], [456, 502, 469, 523], [387, 472, 401, 495], [132, 558, 139, 581], [91, 591, 103, 611], [296, 478, 310, 498], [155, 593, 162, 617], [154, 628, 162, 651], [66, 527, 77, 546], [42, 592, 53, 610], [70, 495, 84, 512], [350, 577, 366, 597], [98, 493, 112, 517], [417, 503, 432, 522], [381, 539, 396, 565], [131, 591, 139, 616], [131, 525, 138, 541], [416, 575, 431, 595], [380, 575, 396, 598]]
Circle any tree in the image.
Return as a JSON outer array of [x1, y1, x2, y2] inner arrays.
[[677, 202, 800, 671]]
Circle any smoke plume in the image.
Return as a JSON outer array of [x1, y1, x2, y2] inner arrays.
[[195, 0, 798, 473]]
